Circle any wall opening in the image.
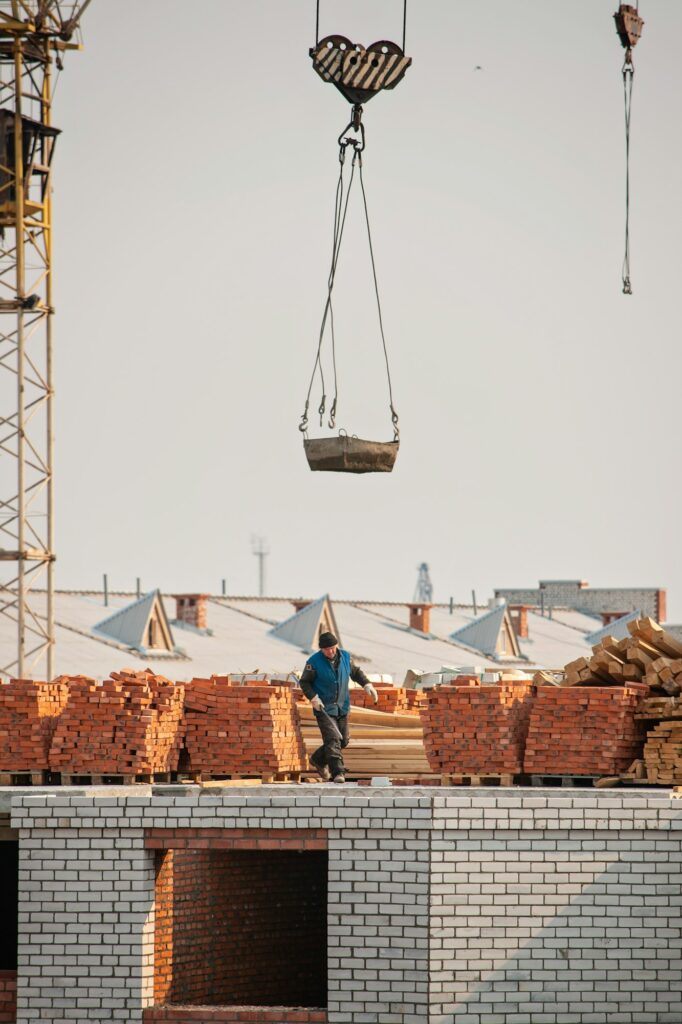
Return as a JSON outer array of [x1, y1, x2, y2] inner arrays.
[[154, 846, 327, 1011], [0, 834, 18, 1023]]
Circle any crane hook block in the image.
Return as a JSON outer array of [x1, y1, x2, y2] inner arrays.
[[310, 35, 411, 107], [614, 4, 644, 51]]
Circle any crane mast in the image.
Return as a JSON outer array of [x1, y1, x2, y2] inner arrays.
[[0, 1, 90, 679]]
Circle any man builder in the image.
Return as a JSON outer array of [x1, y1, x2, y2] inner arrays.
[[299, 631, 378, 784]]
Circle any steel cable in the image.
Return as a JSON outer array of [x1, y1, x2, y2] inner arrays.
[[622, 59, 634, 294], [357, 154, 400, 440]]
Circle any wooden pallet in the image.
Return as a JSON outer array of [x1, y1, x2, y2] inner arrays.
[[58, 771, 173, 786], [440, 773, 516, 787], [529, 774, 602, 788], [180, 771, 303, 785], [0, 769, 50, 786]]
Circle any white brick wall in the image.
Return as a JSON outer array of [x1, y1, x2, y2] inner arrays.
[[8, 787, 682, 1024], [430, 792, 682, 1024]]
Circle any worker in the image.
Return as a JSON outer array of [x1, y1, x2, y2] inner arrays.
[[300, 631, 378, 784]]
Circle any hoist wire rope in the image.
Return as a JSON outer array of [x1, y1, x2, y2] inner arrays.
[[300, 148, 357, 433], [357, 153, 399, 440], [622, 57, 634, 294], [314, 0, 408, 50]]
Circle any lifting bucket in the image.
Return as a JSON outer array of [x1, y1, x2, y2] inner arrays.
[[304, 435, 399, 474]]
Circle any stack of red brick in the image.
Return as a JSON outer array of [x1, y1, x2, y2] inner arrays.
[[183, 677, 306, 776], [49, 670, 184, 775], [422, 680, 535, 774], [0, 679, 68, 772], [349, 683, 426, 715], [524, 684, 648, 775]]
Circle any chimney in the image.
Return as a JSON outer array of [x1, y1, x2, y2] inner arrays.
[[600, 611, 627, 627], [292, 599, 311, 613], [408, 603, 431, 633], [173, 594, 208, 630], [509, 605, 529, 639]]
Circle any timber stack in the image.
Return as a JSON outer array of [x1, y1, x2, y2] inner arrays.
[[297, 701, 432, 779], [0, 678, 68, 772], [422, 679, 535, 776], [556, 617, 682, 692], [183, 677, 306, 778], [630, 696, 682, 784]]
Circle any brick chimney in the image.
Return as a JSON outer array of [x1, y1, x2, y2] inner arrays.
[[408, 604, 431, 633], [509, 605, 529, 639], [600, 611, 628, 627], [292, 599, 311, 613], [173, 594, 208, 630]]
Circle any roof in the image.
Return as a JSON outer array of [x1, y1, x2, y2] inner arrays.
[[269, 594, 340, 653], [93, 590, 175, 652], [449, 603, 520, 659], [584, 611, 641, 646], [0, 591, 602, 683]]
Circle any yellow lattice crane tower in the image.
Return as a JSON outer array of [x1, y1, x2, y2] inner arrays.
[[0, 1, 92, 679]]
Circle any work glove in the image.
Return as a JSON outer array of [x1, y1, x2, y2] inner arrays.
[[310, 695, 324, 711], [364, 683, 379, 705]]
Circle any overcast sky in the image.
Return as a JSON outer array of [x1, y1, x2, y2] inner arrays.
[[50, 1, 682, 615]]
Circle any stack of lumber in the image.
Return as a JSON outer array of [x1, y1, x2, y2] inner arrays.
[[49, 670, 184, 776], [349, 683, 425, 716], [297, 702, 431, 778], [0, 678, 68, 771], [559, 617, 682, 693], [524, 684, 647, 776], [629, 695, 682, 784], [422, 681, 534, 775], [183, 677, 306, 777]]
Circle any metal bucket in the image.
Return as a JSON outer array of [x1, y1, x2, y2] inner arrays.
[[304, 435, 399, 474]]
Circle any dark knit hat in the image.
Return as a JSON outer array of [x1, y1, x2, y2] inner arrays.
[[318, 632, 338, 649]]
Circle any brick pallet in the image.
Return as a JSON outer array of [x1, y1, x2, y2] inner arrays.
[[183, 677, 306, 777], [349, 684, 425, 715], [49, 670, 184, 776], [422, 680, 535, 776], [524, 684, 647, 776], [0, 678, 68, 772]]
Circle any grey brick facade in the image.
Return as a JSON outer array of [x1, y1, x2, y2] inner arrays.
[[6, 786, 682, 1023]]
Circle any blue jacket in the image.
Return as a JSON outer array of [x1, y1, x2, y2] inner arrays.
[[305, 648, 352, 717]]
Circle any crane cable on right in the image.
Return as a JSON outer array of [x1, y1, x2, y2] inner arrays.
[[614, 3, 644, 295]]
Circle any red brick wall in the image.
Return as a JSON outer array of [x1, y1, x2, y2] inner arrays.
[[152, 831, 327, 1010], [0, 971, 16, 1024], [144, 1009, 326, 1022]]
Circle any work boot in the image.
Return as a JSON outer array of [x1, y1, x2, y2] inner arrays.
[[309, 754, 330, 782], [332, 773, 346, 785]]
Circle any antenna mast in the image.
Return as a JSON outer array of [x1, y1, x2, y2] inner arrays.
[[414, 563, 433, 604], [0, 2, 92, 679], [251, 536, 269, 598]]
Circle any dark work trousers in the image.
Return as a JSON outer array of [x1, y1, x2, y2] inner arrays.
[[311, 710, 350, 779]]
